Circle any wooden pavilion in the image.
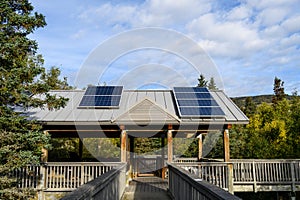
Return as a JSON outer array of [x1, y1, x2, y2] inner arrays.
[[28, 86, 249, 177]]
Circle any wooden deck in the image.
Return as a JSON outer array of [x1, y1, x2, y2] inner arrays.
[[121, 177, 171, 200]]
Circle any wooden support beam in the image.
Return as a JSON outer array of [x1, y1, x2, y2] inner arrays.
[[223, 129, 230, 162], [167, 130, 173, 163], [121, 129, 127, 163], [198, 134, 203, 161]]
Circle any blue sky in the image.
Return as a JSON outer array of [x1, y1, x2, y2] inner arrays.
[[29, 0, 300, 97]]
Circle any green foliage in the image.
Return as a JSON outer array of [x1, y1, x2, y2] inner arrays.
[[197, 74, 207, 87], [197, 74, 218, 90], [82, 138, 120, 160], [206, 78, 300, 160], [208, 77, 218, 90], [228, 98, 300, 159], [0, 0, 70, 198], [134, 138, 161, 155], [41, 66, 74, 90], [242, 97, 256, 116], [272, 76, 285, 104], [48, 138, 79, 161]]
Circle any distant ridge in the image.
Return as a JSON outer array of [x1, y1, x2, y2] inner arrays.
[[231, 94, 295, 109]]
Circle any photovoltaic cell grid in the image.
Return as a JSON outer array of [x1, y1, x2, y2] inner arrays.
[[173, 87, 225, 117], [78, 86, 123, 108]]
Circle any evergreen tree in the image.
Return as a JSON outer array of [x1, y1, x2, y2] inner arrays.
[[208, 77, 218, 90], [41, 66, 74, 90], [272, 77, 285, 104], [197, 74, 207, 87], [0, 1, 68, 198]]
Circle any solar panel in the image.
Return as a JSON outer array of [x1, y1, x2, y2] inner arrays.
[[79, 96, 121, 107], [84, 86, 123, 96], [179, 107, 225, 116], [173, 87, 225, 118], [175, 92, 212, 99], [78, 86, 123, 108], [177, 99, 219, 107], [174, 87, 209, 93]]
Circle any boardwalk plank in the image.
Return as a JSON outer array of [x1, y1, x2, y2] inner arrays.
[[121, 177, 171, 200]]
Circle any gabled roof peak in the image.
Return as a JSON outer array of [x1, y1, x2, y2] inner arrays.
[[113, 97, 180, 125]]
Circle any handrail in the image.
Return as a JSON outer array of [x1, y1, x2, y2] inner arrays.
[[12, 162, 123, 191], [172, 159, 300, 193], [61, 163, 127, 200], [168, 163, 241, 200], [174, 162, 234, 192]]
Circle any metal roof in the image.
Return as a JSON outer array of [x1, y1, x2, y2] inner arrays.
[[27, 89, 249, 125]]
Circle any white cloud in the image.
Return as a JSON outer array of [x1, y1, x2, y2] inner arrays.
[[226, 5, 252, 21], [280, 33, 300, 47], [187, 13, 267, 58], [30, 0, 300, 96], [281, 15, 300, 33], [257, 8, 288, 26]]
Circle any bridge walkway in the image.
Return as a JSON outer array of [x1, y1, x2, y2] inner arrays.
[[121, 177, 171, 200]]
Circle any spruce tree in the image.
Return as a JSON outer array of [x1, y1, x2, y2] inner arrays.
[[197, 74, 207, 87], [208, 77, 218, 90], [272, 76, 285, 104], [0, 1, 68, 198]]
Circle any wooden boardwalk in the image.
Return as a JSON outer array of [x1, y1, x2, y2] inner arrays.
[[121, 177, 171, 200]]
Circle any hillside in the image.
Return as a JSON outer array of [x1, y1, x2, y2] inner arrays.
[[231, 94, 295, 109]]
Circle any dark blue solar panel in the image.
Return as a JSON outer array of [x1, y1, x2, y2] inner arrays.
[[174, 87, 209, 93], [79, 96, 121, 107], [79, 86, 123, 108], [179, 107, 225, 116], [177, 99, 218, 107], [175, 92, 212, 99], [173, 87, 225, 117], [85, 86, 123, 96]]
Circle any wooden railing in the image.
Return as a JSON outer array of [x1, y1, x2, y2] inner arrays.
[[168, 163, 241, 200], [175, 162, 233, 192], [231, 159, 300, 192], [173, 159, 300, 193], [61, 163, 127, 200], [13, 162, 122, 191], [11, 165, 41, 189]]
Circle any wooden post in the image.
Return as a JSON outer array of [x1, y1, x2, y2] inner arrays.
[[167, 129, 173, 163], [227, 163, 234, 194], [223, 128, 230, 162], [120, 126, 127, 163], [198, 133, 203, 161], [41, 131, 49, 162]]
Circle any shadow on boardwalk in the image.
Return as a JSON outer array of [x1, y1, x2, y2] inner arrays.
[[121, 177, 171, 200]]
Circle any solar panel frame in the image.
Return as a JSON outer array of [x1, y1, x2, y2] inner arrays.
[[173, 87, 225, 118], [174, 87, 209, 93], [78, 86, 123, 108], [84, 86, 123, 96]]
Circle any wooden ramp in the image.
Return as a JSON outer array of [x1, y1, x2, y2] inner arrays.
[[121, 177, 171, 200]]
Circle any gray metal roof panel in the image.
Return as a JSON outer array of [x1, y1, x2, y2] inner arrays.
[[215, 91, 249, 122], [26, 89, 248, 124]]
